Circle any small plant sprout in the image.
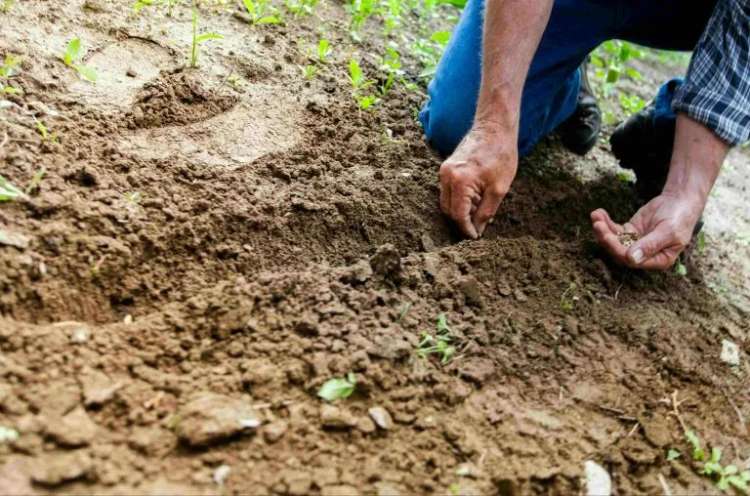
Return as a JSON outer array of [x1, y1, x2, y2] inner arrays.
[[0, 175, 25, 202], [0, 54, 21, 94], [674, 259, 688, 277], [417, 313, 456, 365], [285, 0, 317, 17], [666, 449, 681, 461], [346, 0, 376, 40], [378, 46, 403, 95], [124, 191, 142, 205], [317, 39, 331, 63], [685, 432, 750, 493], [190, 9, 223, 68], [241, 0, 283, 25], [26, 167, 46, 194], [348, 58, 377, 110], [317, 373, 356, 402], [61, 38, 97, 83], [560, 282, 578, 312], [34, 120, 58, 142], [300, 64, 317, 80], [414, 30, 450, 79]]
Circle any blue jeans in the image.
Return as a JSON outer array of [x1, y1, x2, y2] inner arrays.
[[419, 0, 716, 157]]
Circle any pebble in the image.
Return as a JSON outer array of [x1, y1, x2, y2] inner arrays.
[[81, 369, 121, 407], [0, 229, 30, 249], [212, 464, 231, 485], [320, 405, 357, 429], [356, 416, 376, 434], [456, 275, 484, 308], [263, 420, 288, 443], [46, 407, 97, 447], [584, 460, 611, 496], [175, 392, 261, 446], [31, 451, 92, 486], [368, 406, 393, 430], [721, 339, 740, 366]]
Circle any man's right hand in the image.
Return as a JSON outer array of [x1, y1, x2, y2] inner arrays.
[[439, 126, 518, 239]]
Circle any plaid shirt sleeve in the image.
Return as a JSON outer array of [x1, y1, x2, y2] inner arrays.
[[672, 0, 750, 146]]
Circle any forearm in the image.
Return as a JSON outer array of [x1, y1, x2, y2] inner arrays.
[[663, 113, 729, 202], [474, 0, 553, 134]]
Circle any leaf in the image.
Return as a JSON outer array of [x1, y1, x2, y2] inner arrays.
[[196, 32, 224, 43], [430, 30, 450, 45], [75, 65, 97, 83], [256, 15, 281, 24], [674, 261, 688, 276], [348, 58, 363, 87], [606, 68, 620, 84], [727, 475, 748, 493], [685, 430, 705, 461], [65, 38, 82, 65], [666, 449, 681, 461], [710, 447, 723, 464], [317, 39, 330, 61], [242, 0, 256, 16], [436, 313, 450, 334], [317, 376, 356, 402], [0, 175, 25, 202]]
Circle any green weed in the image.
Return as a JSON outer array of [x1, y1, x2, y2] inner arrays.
[[190, 9, 223, 68], [348, 58, 378, 110], [378, 45, 403, 95], [0, 175, 24, 202], [124, 191, 142, 205], [347, 0, 377, 40], [0, 54, 21, 94], [242, 0, 283, 25], [414, 30, 450, 79], [317, 38, 331, 63], [417, 313, 456, 365], [26, 167, 46, 194], [285, 0, 317, 17], [34, 120, 58, 142], [318, 373, 356, 401], [684, 430, 750, 493], [61, 38, 97, 82], [674, 260, 688, 277], [300, 64, 317, 79]]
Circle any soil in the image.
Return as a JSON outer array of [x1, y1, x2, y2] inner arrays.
[[0, 1, 748, 495]]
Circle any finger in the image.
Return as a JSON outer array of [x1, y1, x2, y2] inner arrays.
[[592, 220, 629, 263], [473, 185, 506, 237], [637, 250, 679, 271], [626, 226, 677, 269], [451, 184, 479, 239], [590, 208, 623, 235]]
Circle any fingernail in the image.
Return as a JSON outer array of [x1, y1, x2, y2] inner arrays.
[[630, 248, 644, 264]]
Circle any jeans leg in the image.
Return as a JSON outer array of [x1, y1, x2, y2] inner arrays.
[[419, 0, 619, 157]]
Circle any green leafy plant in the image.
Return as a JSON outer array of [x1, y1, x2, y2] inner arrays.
[[61, 38, 97, 82], [347, 0, 377, 40], [285, 0, 317, 16], [666, 449, 681, 461], [300, 64, 317, 79], [414, 30, 450, 79], [378, 46, 403, 95], [0, 175, 24, 202], [190, 9, 223, 68], [242, 0, 283, 25], [0, 54, 21, 94], [683, 430, 750, 494], [317, 39, 331, 63], [674, 260, 688, 277], [417, 313, 456, 365], [382, 0, 402, 35], [318, 373, 357, 401], [348, 58, 378, 110]]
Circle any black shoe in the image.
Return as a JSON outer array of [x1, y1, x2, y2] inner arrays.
[[610, 98, 675, 203], [557, 60, 602, 156]]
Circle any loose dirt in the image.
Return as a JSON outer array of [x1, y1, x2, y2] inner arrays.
[[0, 1, 748, 495]]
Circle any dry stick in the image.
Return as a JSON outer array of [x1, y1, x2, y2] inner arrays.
[[627, 422, 641, 437], [669, 390, 688, 434], [658, 473, 673, 496]]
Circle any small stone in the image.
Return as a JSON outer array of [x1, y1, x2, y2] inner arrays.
[[262, 420, 288, 443], [320, 405, 357, 429], [175, 392, 261, 446], [456, 275, 484, 307], [0, 229, 30, 249], [81, 369, 121, 407], [126, 68, 137, 78], [31, 451, 92, 486], [46, 407, 97, 447], [52, 321, 90, 344], [356, 416, 376, 434], [213, 464, 231, 485], [370, 244, 401, 278], [459, 357, 495, 384], [123, 314, 133, 324], [720, 339, 740, 366], [584, 460, 611, 496], [368, 406, 393, 430], [420, 233, 436, 252], [513, 289, 527, 302]]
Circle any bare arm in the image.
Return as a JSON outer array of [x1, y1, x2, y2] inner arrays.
[[592, 114, 729, 270], [439, 0, 553, 238]]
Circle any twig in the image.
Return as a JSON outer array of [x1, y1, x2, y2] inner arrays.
[[668, 390, 688, 433], [627, 422, 641, 437], [658, 474, 673, 496]]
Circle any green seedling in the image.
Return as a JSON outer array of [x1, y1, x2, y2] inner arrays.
[[696, 231, 706, 253], [0, 175, 24, 202], [674, 260, 688, 277], [618, 92, 646, 115], [285, 0, 317, 17], [356, 94, 377, 110], [378, 46, 403, 95], [348, 58, 378, 110], [414, 31, 450, 79], [560, 282, 578, 312], [61, 38, 97, 82], [347, 0, 376, 40], [226, 73, 242, 89], [26, 167, 46, 194], [683, 429, 750, 493], [666, 449, 681, 461], [317, 39, 331, 63], [124, 191, 142, 205], [35, 120, 58, 142], [300, 64, 317, 80], [190, 9, 223, 68], [318, 373, 356, 402], [242, 0, 283, 25], [0, 54, 21, 94], [382, 0, 402, 35], [417, 313, 456, 365]]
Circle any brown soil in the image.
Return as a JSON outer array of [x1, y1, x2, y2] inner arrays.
[[0, 2, 748, 495]]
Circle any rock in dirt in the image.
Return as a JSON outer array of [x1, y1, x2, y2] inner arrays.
[[420, 233, 436, 252], [459, 357, 495, 384], [456, 275, 484, 307], [340, 259, 373, 284], [639, 415, 671, 448], [213, 464, 231, 485], [368, 406, 393, 430], [45, 407, 97, 447], [80, 369, 122, 407], [263, 420, 288, 443], [356, 416, 376, 434], [31, 451, 92, 486], [0, 229, 30, 249], [721, 339, 741, 366], [175, 392, 261, 446], [320, 404, 357, 429], [281, 470, 313, 496], [0, 457, 35, 495], [370, 244, 401, 278], [583, 460, 611, 496]]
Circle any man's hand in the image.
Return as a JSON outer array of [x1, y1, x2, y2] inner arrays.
[[439, 127, 518, 238], [591, 191, 705, 270]]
